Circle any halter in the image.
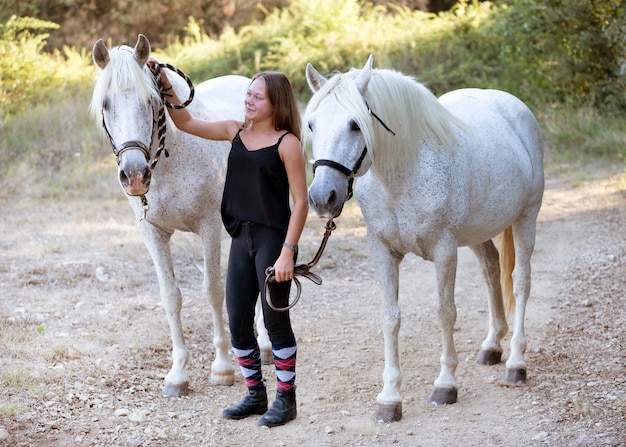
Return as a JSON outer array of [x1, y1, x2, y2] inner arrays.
[[101, 63, 195, 219], [311, 99, 395, 201]]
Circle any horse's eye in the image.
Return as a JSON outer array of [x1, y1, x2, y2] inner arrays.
[[350, 120, 360, 132], [308, 122, 313, 132], [102, 97, 110, 110]]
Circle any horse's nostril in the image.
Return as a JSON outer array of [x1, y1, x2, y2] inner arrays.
[[328, 190, 337, 206], [119, 171, 129, 187]]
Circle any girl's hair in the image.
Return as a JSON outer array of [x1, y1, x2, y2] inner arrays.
[[247, 71, 301, 140]]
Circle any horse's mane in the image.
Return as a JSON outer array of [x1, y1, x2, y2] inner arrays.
[[89, 45, 160, 119], [303, 67, 466, 182]]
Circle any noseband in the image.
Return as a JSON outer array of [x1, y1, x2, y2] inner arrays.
[[313, 147, 367, 201], [102, 117, 157, 167], [311, 100, 395, 201]]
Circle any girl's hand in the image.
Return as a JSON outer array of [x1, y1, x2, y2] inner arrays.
[[272, 250, 295, 283], [146, 57, 172, 89], [147, 57, 160, 75]]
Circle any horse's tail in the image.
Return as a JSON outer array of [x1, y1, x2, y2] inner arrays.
[[497, 226, 516, 318]]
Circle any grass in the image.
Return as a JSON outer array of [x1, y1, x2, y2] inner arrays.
[[0, 87, 118, 202], [540, 106, 626, 166]]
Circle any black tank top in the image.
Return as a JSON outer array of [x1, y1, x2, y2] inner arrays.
[[221, 129, 292, 237]]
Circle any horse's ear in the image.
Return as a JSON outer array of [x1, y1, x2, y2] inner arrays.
[[134, 34, 151, 67], [306, 63, 327, 92], [92, 38, 110, 69], [355, 54, 374, 96]]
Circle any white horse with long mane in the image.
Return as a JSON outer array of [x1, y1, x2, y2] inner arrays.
[[89, 35, 269, 397], [304, 55, 544, 422]]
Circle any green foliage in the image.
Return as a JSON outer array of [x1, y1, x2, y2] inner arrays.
[[1, 0, 625, 199], [0, 87, 114, 200], [0, 15, 93, 120], [160, 0, 625, 111], [0, 16, 59, 119], [380, 2, 502, 95], [492, 0, 626, 110]]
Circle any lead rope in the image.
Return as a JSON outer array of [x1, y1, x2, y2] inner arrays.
[[139, 63, 195, 221], [264, 218, 337, 312], [150, 62, 195, 170]]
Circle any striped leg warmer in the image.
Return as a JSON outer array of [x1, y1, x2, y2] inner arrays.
[[233, 343, 263, 388], [273, 345, 297, 391]]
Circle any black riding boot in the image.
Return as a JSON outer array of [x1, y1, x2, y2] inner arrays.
[[222, 385, 268, 420], [258, 388, 297, 427]]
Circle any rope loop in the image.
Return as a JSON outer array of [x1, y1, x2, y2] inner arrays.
[[264, 219, 336, 312], [153, 63, 195, 109]]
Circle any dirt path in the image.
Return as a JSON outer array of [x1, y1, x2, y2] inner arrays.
[[0, 169, 625, 446]]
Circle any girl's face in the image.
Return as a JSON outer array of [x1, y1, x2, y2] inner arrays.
[[245, 77, 274, 123]]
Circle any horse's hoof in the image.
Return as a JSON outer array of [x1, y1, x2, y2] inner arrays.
[[476, 349, 502, 365], [162, 381, 190, 397], [210, 371, 235, 386], [505, 368, 527, 384], [428, 387, 458, 405], [261, 348, 273, 365], [374, 403, 402, 423]]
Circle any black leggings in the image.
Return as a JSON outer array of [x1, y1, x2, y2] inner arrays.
[[225, 221, 296, 351]]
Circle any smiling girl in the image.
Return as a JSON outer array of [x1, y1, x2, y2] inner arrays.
[[149, 60, 308, 427]]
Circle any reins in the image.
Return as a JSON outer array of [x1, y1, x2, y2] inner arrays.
[[264, 218, 337, 312]]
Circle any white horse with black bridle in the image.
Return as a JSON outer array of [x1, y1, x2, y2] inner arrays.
[[90, 35, 269, 397], [304, 55, 544, 422]]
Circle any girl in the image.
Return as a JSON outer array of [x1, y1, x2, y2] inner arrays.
[[149, 60, 308, 427]]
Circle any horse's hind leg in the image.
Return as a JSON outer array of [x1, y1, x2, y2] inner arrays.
[[505, 215, 538, 384], [202, 226, 235, 386], [255, 301, 272, 365], [469, 240, 508, 366]]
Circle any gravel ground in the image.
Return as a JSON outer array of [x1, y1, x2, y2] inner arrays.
[[0, 168, 625, 446]]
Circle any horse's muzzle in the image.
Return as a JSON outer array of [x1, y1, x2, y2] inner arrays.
[[308, 187, 346, 219], [121, 168, 151, 196]]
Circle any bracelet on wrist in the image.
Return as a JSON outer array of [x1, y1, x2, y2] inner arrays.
[[282, 242, 298, 254]]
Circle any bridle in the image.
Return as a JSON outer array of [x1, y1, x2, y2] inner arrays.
[[311, 99, 395, 201], [100, 63, 194, 220], [264, 100, 395, 312]]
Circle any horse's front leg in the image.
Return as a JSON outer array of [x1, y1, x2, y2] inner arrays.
[[137, 222, 190, 397], [372, 240, 403, 423], [201, 226, 235, 385], [429, 236, 459, 405]]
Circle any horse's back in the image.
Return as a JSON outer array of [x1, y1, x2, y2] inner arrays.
[[436, 88, 544, 243], [439, 88, 543, 181], [195, 75, 250, 120], [439, 88, 543, 159], [148, 75, 250, 230]]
